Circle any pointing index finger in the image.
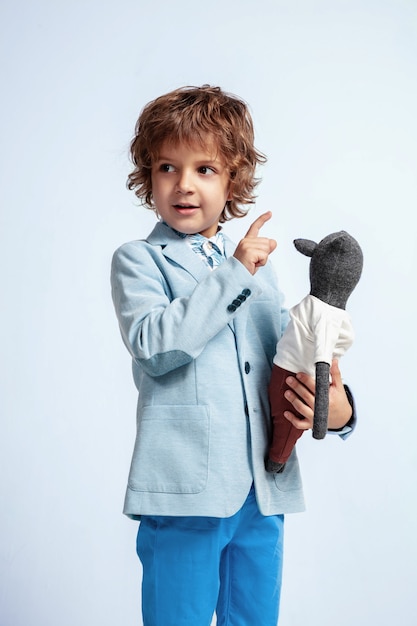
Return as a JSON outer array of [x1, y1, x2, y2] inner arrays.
[[245, 211, 273, 238]]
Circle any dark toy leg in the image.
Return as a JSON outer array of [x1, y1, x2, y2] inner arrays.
[[313, 361, 330, 439], [267, 364, 305, 473]]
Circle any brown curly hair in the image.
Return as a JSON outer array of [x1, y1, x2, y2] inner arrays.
[[127, 85, 266, 222]]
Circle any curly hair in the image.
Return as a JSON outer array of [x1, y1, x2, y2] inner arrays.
[[127, 85, 266, 222]]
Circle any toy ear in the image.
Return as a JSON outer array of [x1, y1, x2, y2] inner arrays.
[[293, 238, 317, 257]]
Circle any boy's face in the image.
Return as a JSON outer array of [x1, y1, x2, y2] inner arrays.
[[151, 139, 232, 238]]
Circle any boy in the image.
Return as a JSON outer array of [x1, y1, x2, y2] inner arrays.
[[111, 85, 354, 626]]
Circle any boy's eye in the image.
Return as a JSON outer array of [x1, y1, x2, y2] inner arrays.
[[198, 166, 215, 175], [160, 163, 175, 173]]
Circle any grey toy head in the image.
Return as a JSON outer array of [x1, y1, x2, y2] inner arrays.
[[294, 231, 363, 310]]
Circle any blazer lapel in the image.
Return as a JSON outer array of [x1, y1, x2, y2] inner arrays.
[[223, 233, 236, 261], [146, 221, 210, 283]]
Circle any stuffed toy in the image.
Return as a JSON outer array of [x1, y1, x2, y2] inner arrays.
[[267, 230, 363, 474]]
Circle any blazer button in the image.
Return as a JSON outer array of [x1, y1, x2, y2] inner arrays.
[[241, 288, 251, 297], [244, 362, 251, 374], [227, 303, 237, 312]]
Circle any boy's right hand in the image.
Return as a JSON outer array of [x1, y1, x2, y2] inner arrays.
[[233, 211, 277, 275]]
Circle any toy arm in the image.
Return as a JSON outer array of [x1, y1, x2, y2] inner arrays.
[[313, 361, 330, 439]]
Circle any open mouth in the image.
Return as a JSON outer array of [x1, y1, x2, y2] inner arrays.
[[173, 203, 199, 213]]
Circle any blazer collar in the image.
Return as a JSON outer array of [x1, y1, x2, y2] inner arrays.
[[146, 220, 238, 283], [146, 221, 209, 283]]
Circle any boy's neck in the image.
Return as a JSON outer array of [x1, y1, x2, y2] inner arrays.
[[162, 221, 222, 240]]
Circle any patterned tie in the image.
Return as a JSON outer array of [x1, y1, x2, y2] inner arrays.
[[187, 232, 225, 269]]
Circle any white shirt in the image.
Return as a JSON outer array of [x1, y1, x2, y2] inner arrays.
[[273, 294, 354, 375]]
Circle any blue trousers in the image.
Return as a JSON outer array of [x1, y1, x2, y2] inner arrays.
[[136, 486, 284, 625]]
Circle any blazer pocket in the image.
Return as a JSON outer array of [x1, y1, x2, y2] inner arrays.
[[128, 405, 209, 494], [273, 449, 303, 492]]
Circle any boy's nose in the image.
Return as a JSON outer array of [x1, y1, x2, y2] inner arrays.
[[176, 170, 194, 194]]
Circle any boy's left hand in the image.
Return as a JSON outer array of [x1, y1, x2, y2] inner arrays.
[[283, 359, 352, 431]]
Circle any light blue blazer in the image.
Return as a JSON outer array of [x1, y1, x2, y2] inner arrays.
[[111, 221, 306, 518]]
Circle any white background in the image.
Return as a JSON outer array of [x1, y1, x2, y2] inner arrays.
[[1, 1, 416, 624]]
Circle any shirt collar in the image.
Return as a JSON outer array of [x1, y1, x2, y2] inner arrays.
[[161, 221, 225, 255]]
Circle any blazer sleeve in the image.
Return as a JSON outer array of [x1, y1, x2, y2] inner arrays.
[[111, 241, 264, 377], [327, 384, 357, 439]]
